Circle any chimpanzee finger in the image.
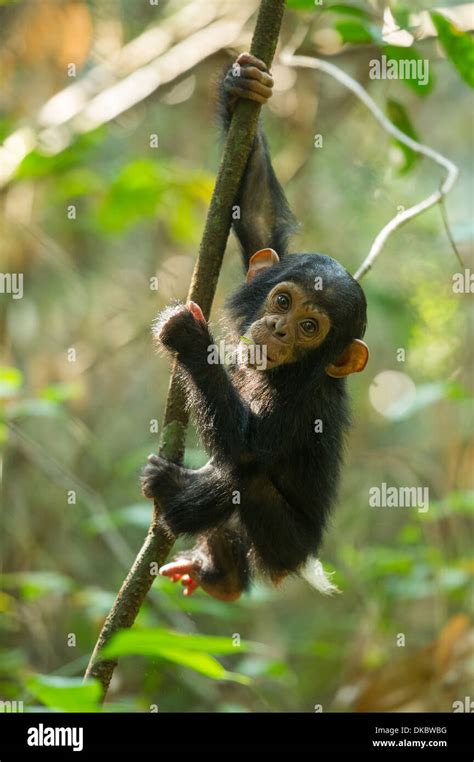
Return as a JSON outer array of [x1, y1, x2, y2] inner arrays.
[[228, 80, 272, 104], [228, 66, 273, 89], [236, 52, 268, 72], [186, 300, 206, 324], [160, 560, 193, 576], [240, 66, 273, 87], [147, 453, 161, 465], [237, 75, 273, 97], [182, 578, 199, 596]]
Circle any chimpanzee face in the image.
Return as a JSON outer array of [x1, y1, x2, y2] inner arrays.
[[241, 280, 331, 369], [234, 249, 369, 376]]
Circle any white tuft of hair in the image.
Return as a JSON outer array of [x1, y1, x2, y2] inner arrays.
[[301, 558, 341, 596]]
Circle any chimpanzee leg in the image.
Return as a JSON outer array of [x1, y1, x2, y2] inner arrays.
[[160, 526, 250, 601], [141, 455, 235, 534]]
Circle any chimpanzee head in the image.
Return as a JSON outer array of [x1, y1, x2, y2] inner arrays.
[[227, 248, 368, 376]]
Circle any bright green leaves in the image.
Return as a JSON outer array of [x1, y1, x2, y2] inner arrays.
[[27, 676, 102, 712], [15, 128, 106, 181], [97, 160, 169, 232], [0, 366, 23, 398], [386, 98, 420, 174], [101, 628, 263, 684], [381, 45, 434, 95], [97, 159, 213, 239], [335, 19, 374, 45], [431, 12, 474, 88]]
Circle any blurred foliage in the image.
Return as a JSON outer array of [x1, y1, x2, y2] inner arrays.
[[386, 99, 420, 173], [431, 11, 474, 87], [0, 0, 472, 713]]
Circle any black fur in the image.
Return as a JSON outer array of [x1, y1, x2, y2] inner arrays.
[[141, 61, 368, 598], [217, 67, 298, 266]]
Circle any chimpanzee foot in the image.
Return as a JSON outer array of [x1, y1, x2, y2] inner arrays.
[[159, 559, 201, 596], [159, 556, 241, 602]]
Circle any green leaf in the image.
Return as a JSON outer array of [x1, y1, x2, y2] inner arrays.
[[0, 367, 23, 398], [102, 628, 262, 656], [286, 0, 318, 10], [397, 523, 423, 545], [386, 98, 420, 173], [431, 12, 474, 88], [49, 168, 104, 201], [392, 5, 411, 31], [97, 160, 168, 232], [323, 3, 372, 18], [101, 629, 256, 684], [150, 648, 250, 684], [15, 128, 106, 181], [335, 19, 374, 44], [382, 45, 434, 95], [26, 675, 101, 712]]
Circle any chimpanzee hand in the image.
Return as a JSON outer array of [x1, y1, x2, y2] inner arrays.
[[223, 53, 274, 113], [153, 301, 211, 365], [141, 453, 182, 505]]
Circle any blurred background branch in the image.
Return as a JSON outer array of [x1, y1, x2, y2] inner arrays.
[[281, 51, 459, 280]]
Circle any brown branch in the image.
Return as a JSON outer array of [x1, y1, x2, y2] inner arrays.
[[438, 191, 465, 270], [84, 0, 287, 700]]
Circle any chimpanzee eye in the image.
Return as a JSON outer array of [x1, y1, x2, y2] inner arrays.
[[276, 293, 291, 310], [300, 319, 318, 335]]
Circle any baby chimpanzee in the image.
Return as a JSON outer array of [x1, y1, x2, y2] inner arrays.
[[141, 54, 368, 601]]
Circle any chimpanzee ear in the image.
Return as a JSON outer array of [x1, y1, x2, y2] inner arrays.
[[246, 248, 280, 283], [326, 339, 369, 378]]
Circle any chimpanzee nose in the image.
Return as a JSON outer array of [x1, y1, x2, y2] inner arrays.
[[269, 316, 288, 338]]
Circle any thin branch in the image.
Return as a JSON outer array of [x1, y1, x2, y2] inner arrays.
[[84, 0, 287, 700], [281, 52, 459, 281], [438, 189, 465, 269]]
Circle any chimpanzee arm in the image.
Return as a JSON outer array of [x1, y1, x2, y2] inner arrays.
[[219, 54, 298, 266], [155, 304, 253, 463]]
